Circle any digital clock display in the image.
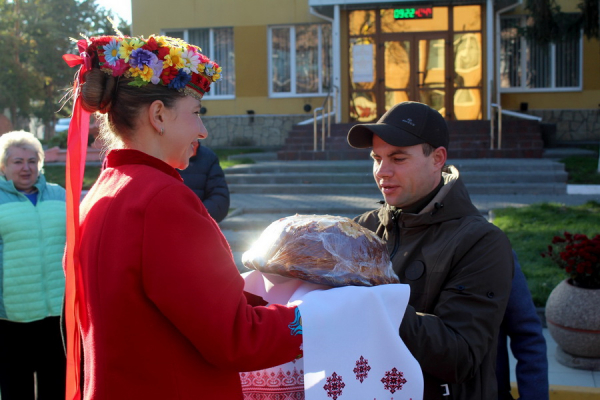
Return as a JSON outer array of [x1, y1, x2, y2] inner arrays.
[[393, 7, 433, 19]]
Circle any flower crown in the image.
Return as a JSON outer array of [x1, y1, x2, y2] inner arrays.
[[83, 34, 221, 99]]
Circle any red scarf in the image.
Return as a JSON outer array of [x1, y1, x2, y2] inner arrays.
[[62, 39, 92, 400]]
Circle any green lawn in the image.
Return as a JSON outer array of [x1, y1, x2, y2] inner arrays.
[[492, 201, 600, 307], [561, 155, 600, 184], [214, 148, 263, 169], [44, 165, 102, 190], [42, 148, 261, 189]]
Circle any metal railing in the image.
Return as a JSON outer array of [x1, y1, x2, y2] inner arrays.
[[490, 103, 542, 149], [490, 103, 502, 150], [313, 86, 338, 151]]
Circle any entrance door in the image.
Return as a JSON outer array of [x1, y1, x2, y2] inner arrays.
[[348, 6, 483, 122], [381, 33, 448, 118]]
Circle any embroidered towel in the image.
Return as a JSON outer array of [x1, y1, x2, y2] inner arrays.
[[242, 271, 423, 400]]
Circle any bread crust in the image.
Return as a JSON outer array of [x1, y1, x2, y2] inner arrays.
[[242, 215, 399, 287]]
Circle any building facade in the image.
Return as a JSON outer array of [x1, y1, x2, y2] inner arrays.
[[131, 0, 600, 146]]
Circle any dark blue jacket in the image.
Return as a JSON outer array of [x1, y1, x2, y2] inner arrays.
[[496, 251, 549, 400], [179, 143, 230, 223]]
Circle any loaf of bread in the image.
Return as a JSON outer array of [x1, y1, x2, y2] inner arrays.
[[241, 214, 399, 287]]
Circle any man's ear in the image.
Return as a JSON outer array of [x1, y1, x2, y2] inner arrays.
[[432, 146, 447, 169], [148, 100, 166, 133]]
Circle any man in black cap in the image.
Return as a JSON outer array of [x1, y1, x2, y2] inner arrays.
[[349, 101, 513, 400]]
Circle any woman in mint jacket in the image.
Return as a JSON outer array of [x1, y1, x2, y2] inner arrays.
[[0, 130, 66, 400]]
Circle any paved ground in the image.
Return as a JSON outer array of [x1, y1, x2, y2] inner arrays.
[[523, 330, 600, 391], [230, 192, 600, 216]]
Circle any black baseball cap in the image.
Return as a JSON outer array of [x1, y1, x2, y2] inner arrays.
[[347, 101, 449, 149]]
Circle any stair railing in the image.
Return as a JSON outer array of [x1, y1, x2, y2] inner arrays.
[[490, 103, 502, 150], [491, 103, 542, 149], [313, 86, 338, 151]]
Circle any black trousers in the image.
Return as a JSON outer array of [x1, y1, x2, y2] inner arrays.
[[0, 316, 66, 400]]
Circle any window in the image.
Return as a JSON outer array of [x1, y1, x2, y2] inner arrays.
[[500, 16, 582, 92], [163, 28, 235, 99], [268, 24, 332, 97]]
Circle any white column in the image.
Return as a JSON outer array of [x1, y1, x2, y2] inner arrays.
[[486, 0, 494, 120], [333, 5, 342, 123]]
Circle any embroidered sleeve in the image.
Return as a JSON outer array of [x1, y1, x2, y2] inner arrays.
[[288, 307, 302, 336]]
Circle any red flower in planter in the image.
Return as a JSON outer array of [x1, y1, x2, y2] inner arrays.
[[542, 231, 600, 289]]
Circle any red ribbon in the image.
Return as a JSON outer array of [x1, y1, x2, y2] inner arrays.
[[63, 39, 91, 400]]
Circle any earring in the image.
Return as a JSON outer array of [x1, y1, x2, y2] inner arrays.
[[159, 127, 164, 136]]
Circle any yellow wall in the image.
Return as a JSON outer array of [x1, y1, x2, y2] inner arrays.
[[131, 0, 600, 118], [132, 0, 322, 32], [132, 0, 327, 116]]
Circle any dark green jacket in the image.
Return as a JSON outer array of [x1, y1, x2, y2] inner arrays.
[[355, 165, 513, 400]]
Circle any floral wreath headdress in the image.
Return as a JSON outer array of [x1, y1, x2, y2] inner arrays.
[[61, 32, 221, 400], [65, 34, 222, 100]]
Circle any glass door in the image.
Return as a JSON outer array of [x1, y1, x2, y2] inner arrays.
[[348, 5, 483, 122], [417, 36, 446, 115], [382, 34, 447, 117], [383, 39, 412, 113]]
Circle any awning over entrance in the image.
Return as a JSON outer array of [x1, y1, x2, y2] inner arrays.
[[309, 0, 455, 6]]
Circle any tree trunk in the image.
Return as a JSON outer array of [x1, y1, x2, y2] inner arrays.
[[9, 105, 18, 130], [43, 84, 56, 141]]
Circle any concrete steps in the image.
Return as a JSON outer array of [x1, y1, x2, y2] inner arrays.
[[225, 159, 568, 196], [226, 170, 566, 185], [227, 158, 567, 173], [220, 157, 569, 270], [276, 119, 545, 160], [227, 182, 566, 195]]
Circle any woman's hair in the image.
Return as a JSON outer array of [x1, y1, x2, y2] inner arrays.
[[80, 70, 185, 151], [0, 130, 45, 173], [68, 34, 222, 152]]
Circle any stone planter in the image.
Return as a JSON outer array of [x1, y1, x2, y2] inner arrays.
[[545, 279, 600, 368]]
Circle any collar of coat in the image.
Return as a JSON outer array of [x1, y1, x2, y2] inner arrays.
[[0, 173, 47, 195], [104, 149, 184, 182], [377, 165, 482, 228]]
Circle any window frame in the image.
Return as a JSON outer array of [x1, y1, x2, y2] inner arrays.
[[268, 24, 332, 98], [162, 27, 235, 100], [499, 15, 583, 94]]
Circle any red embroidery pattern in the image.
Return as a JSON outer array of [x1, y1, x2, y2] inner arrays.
[[323, 372, 345, 399], [240, 366, 304, 400], [353, 356, 371, 383], [381, 367, 407, 394]]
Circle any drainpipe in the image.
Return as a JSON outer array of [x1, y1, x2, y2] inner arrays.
[[309, 6, 333, 23], [310, 5, 341, 123]]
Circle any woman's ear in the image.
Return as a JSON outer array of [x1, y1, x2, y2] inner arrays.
[[148, 100, 166, 134]]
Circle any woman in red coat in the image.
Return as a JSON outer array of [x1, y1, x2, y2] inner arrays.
[[69, 34, 302, 399]]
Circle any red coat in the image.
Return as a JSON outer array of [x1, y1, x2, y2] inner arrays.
[[79, 149, 302, 399]]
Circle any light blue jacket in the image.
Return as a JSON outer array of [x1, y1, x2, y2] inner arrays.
[[0, 174, 66, 322]]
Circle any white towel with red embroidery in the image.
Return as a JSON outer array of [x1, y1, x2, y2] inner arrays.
[[241, 271, 423, 400]]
